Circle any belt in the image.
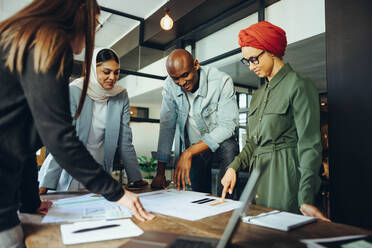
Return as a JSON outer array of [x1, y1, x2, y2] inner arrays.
[[253, 142, 297, 157], [248, 142, 297, 171]]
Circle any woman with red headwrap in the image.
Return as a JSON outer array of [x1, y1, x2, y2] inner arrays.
[[221, 21, 329, 221]]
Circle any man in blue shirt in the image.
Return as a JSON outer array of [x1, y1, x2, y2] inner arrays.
[[151, 49, 239, 195]]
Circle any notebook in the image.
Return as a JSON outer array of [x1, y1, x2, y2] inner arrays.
[[242, 210, 317, 231]]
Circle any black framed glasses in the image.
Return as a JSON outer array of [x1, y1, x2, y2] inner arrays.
[[241, 50, 265, 66]]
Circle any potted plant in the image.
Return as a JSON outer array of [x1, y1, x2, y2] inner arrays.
[[137, 155, 157, 179]]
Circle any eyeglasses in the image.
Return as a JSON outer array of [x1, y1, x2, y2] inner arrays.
[[95, 19, 103, 33], [241, 50, 265, 66]]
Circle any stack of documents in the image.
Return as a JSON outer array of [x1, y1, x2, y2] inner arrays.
[[60, 219, 143, 245], [44, 190, 241, 223], [138, 189, 241, 221], [242, 210, 317, 231], [43, 193, 131, 223]]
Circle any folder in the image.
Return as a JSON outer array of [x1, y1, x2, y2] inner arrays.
[[242, 210, 317, 231]]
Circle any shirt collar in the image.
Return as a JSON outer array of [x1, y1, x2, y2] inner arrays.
[[197, 67, 207, 97], [265, 63, 293, 89]]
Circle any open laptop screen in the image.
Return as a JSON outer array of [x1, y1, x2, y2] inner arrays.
[[216, 163, 268, 248]]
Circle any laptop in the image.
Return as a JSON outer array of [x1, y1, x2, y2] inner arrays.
[[120, 163, 268, 248]]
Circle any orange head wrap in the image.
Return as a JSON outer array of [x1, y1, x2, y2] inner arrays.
[[238, 21, 287, 58]]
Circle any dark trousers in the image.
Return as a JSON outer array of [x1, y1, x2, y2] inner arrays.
[[189, 137, 239, 196]]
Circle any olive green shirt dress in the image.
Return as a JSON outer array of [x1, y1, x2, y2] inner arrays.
[[228, 64, 322, 213]]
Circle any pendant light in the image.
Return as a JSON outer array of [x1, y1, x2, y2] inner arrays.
[[160, 9, 173, 31]]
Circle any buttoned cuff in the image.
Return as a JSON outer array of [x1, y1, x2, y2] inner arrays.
[[201, 134, 219, 152], [298, 185, 319, 207], [103, 187, 124, 202], [228, 156, 241, 172], [298, 197, 314, 208]]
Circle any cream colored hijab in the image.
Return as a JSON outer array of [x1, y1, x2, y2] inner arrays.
[[70, 48, 124, 102]]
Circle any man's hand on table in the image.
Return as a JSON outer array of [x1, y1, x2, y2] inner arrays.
[[116, 189, 155, 222], [300, 203, 331, 222], [174, 150, 192, 190], [173, 141, 210, 191]]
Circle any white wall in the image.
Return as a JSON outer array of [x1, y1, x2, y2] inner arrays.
[[196, 0, 325, 63], [0, 0, 31, 21], [265, 0, 325, 44], [195, 13, 258, 62], [118, 57, 167, 98], [130, 122, 160, 159]]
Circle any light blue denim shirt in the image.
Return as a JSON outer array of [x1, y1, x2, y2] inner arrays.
[[157, 66, 239, 164]]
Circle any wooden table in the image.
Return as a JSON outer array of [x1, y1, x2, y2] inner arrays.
[[22, 189, 372, 248]]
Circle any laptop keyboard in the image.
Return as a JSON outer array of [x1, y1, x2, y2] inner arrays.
[[167, 238, 216, 248]]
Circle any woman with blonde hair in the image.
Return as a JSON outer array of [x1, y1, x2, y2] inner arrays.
[[39, 48, 148, 193], [0, 1, 153, 246]]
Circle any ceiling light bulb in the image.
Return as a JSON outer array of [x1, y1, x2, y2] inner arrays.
[[160, 11, 173, 31]]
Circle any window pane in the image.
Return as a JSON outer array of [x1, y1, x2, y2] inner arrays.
[[247, 94, 252, 108], [239, 128, 246, 152], [239, 113, 247, 126], [239, 94, 247, 108]]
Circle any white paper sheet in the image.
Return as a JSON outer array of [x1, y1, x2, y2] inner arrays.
[[60, 219, 143, 245], [42, 193, 131, 223], [138, 189, 241, 221]]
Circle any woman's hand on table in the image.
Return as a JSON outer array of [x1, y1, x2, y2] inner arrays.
[[37, 199, 53, 214], [116, 189, 155, 222], [300, 204, 331, 222], [221, 168, 237, 201]]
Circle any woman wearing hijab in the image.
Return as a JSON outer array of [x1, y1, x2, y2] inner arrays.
[[221, 21, 329, 220], [39, 48, 148, 193]]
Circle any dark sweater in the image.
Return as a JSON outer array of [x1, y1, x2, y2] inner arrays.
[[0, 47, 124, 231]]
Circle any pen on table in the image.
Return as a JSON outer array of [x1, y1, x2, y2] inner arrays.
[[244, 210, 280, 222], [191, 198, 209, 203], [72, 224, 120, 233]]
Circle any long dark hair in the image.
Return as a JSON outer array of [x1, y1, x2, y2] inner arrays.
[[0, 0, 100, 119]]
